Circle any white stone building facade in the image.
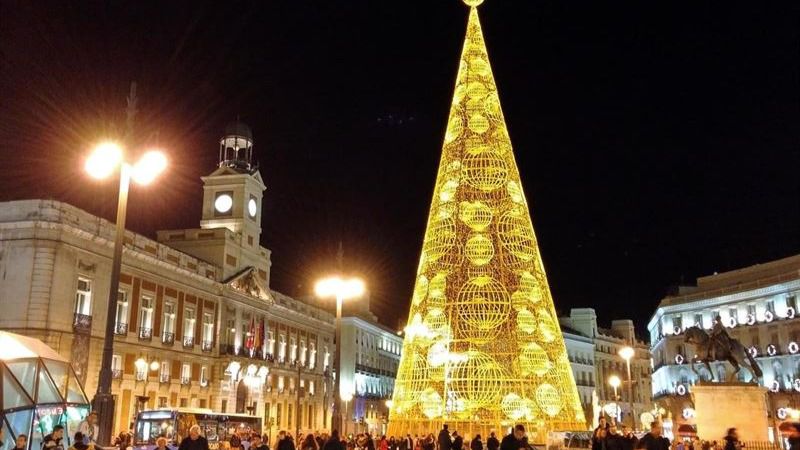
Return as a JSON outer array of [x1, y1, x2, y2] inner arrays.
[[648, 254, 800, 431], [560, 308, 652, 428]]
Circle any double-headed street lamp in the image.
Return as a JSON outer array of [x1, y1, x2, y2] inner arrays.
[[86, 142, 167, 445], [608, 375, 621, 400], [314, 276, 365, 434], [618, 346, 636, 430], [134, 358, 161, 412]]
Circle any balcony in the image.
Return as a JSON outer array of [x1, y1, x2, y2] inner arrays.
[[200, 340, 213, 352], [182, 336, 194, 348], [73, 313, 92, 334], [181, 377, 191, 385], [139, 327, 153, 341], [112, 369, 122, 379], [162, 332, 175, 345], [200, 378, 209, 388], [160, 374, 170, 384], [114, 322, 128, 336]]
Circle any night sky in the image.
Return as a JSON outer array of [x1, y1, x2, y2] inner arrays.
[[1, 1, 798, 335]]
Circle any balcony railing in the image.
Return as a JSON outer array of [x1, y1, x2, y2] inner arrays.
[[73, 313, 92, 334], [201, 340, 214, 352], [139, 327, 153, 341], [162, 332, 175, 345], [160, 374, 170, 383], [183, 336, 195, 348], [114, 322, 128, 336], [180, 377, 191, 385], [112, 369, 122, 379]]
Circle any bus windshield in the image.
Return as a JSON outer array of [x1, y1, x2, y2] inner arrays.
[[135, 410, 176, 444]]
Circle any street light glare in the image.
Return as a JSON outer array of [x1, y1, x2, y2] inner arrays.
[[85, 141, 123, 179], [619, 346, 635, 361], [314, 276, 365, 300], [134, 357, 147, 371], [149, 361, 160, 371], [131, 150, 168, 185], [340, 392, 353, 402], [608, 375, 621, 388]]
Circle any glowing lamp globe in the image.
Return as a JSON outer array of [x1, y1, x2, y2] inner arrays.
[[463, 0, 484, 6], [619, 346, 635, 361], [608, 375, 621, 389], [85, 142, 122, 179]]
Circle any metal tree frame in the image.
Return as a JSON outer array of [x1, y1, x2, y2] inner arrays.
[[387, 1, 586, 440]]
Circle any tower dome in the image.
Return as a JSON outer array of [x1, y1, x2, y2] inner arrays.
[[219, 121, 255, 172]]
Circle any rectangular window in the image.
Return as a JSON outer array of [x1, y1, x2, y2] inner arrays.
[[181, 364, 191, 383], [672, 316, 682, 331], [200, 366, 208, 386], [226, 319, 236, 345], [202, 313, 214, 342], [160, 362, 170, 382], [140, 295, 154, 330], [290, 336, 297, 362], [111, 355, 122, 371], [116, 291, 129, 330], [729, 307, 738, 323], [288, 404, 292, 428], [163, 302, 176, 336], [184, 307, 196, 339], [276, 404, 282, 427], [75, 278, 92, 315], [268, 331, 276, 355], [694, 313, 702, 327], [766, 301, 775, 314], [748, 304, 757, 316], [300, 339, 307, 365], [221, 400, 228, 413], [309, 342, 317, 369], [323, 346, 330, 370], [180, 398, 188, 408], [309, 380, 315, 395], [279, 335, 287, 361], [787, 295, 797, 310]]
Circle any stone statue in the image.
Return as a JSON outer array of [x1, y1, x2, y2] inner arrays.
[[684, 318, 763, 382]]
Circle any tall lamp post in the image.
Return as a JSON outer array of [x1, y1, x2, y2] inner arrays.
[[314, 276, 365, 434], [134, 358, 161, 413], [341, 391, 353, 437], [85, 142, 167, 445], [608, 375, 621, 423], [618, 346, 636, 430]]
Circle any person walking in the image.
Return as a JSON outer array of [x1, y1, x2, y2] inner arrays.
[[423, 435, 435, 450], [78, 412, 99, 445], [252, 435, 270, 450], [486, 433, 498, 450], [302, 434, 318, 450], [437, 427, 451, 450], [277, 432, 296, 450], [379, 436, 388, 450], [470, 435, 483, 450], [179, 426, 210, 450], [499, 425, 525, 450]]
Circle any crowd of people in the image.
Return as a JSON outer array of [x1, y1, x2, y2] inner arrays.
[[592, 419, 754, 450]]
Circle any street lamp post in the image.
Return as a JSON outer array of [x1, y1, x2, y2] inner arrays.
[[341, 392, 353, 437], [618, 346, 636, 430], [608, 375, 621, 422], [314, 276, 364, 434], [85, 142, 167, 445], [134, 358, 161, 413]]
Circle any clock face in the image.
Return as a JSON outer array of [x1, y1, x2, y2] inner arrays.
[[215, 194, 233, 213], [248, 198, 258, 217]]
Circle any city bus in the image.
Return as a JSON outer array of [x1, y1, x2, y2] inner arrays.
[[133, 408, 262, 450]]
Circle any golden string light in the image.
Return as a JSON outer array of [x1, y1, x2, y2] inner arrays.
[[388, 0, 585, 438]]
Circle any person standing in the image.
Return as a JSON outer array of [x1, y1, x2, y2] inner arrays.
[[12, 434, 27, 450], [43, 425, 65, 450], [278, 432, 296, 450], [78, 412, 99, 445], [722, 429, 738, 450], [179, 426, 210, 450], [604, 425, 624, 450], [486, 433, 498, 450], [324, 432, 345, 450], [636, 422, 669, 450], [470, 435, 483, 450], [620, 426, 637, 450], [451, 433, 462, 450], [252, 435, 270, 450], [499, 425, 525, 450], [437, 427, 451, 450], [379, 437, 388, 450], [67, 433, 89, 450]]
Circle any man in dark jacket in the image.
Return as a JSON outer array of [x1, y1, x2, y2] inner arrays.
[[452, 433, 463, 450], [499, 425, 525, 450], [179, 425, 210, 450], [636, 422, 669, 450], [486, 433, 499, 450], [401, 435, 414, 450], [620, 426, 638, 450], [437, 426, 451, 450], [723, 429, 739, 450], [604, 425, 625, 450], [252, 434, 270, 450], [277, 432, 296, 450], [324, 431, 345, 450], [43, 425, 64, 450]]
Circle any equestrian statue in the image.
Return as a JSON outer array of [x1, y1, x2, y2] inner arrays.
[[683, 316, 763, 382]]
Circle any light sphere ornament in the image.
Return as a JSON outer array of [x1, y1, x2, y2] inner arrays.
[[536, 383, 563, 417], [517, 308, 537, 334], [448, 350, 506, 408], [412, 275, 429, 306], [519, 342, 551, 377], [501, 393, 527, 420], [463, 0, 484, 7], [456, 275, 510, 330], [465, 233, 495, 266], [537, 309, 558, 343], [420, 387, 444, 419]]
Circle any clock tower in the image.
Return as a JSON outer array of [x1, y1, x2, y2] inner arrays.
[[157, 122, 272, 284]]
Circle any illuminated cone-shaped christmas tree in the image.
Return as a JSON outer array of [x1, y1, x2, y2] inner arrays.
[[387, 0, 586, 439]]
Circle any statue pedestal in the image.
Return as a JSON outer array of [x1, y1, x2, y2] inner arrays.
[[691, 382, 769, 441]]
